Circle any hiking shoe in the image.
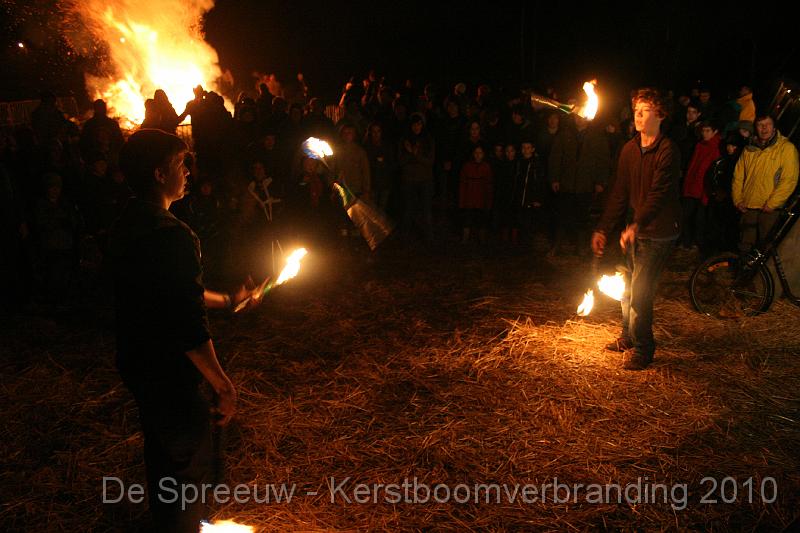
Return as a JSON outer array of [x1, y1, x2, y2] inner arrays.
[[605, 337, 633, 352], [623, 352, 653, 371]]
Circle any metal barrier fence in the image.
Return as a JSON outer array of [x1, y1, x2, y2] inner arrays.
[[324, 104, 344, 126], [175, 123, 193, 148], [0, 97, 79, 126]]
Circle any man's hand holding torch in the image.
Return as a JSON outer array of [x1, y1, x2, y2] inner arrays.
[[591, 222, 638, 258], [619, 223, 638, 253], [591, 231, 607, 257], [204, 280, 265, 313]]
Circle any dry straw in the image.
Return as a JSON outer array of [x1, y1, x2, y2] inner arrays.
[[1, 249, 798, 531]]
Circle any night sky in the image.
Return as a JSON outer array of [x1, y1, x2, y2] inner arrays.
[[2, 0, 798, 105]]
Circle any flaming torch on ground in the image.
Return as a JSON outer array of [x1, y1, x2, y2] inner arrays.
[[301, 137, 395, 250]]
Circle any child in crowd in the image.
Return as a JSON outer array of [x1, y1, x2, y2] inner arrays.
[[459, 145, 493, 243]]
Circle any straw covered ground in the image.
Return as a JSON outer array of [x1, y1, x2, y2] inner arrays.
[[1, 242, 799, 531]]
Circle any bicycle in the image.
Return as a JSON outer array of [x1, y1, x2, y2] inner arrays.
[[689, 192, 800, 317]]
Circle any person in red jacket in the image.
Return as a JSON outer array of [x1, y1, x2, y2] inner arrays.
[[459, 145, 493, 243], [679, 121, 721, 250]]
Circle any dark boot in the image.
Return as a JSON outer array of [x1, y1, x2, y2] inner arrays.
[[623, 351, 653, 371], [604, 337, 633, 352]]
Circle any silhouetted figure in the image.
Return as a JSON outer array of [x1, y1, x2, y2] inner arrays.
[[110, 129, 242, 532], [31, 91, 71, 146], [704, 134, 741, 254], [302, 97, 335, 140], [0, 131, 31, 311], [363, 122, 397, 214], [399, 113, 436, 242], [80, 99, 124, 164], [549, 115, 611, 256], [234, 96, 260, 148], [150, 89, 181, 133], [256, 83, 274, 126], [140, 99, 159, 129], [34, 173, 80, 302]]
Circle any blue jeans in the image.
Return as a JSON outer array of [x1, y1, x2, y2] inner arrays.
[[621, 237, 675, 359]]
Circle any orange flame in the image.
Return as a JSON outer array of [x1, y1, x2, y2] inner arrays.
[[73, 0, 226, 128], [303, 137, 334, 159], [577, 289, 594, 316], [200, 520, 255, 532], [274, 248, 308, 286], [578, 80, 599, 120], [598, 272, 625, 301], [576, 271, 625, 316]]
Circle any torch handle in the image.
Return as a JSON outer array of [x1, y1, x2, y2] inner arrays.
[[260, 280, 275, 297], [233, 277, 273, 313], [529, 93, 575, 115]]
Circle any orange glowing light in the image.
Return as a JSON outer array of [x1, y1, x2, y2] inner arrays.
[[576, 271, 625, 316], [303, 137, 333, 160], [577, 289, 594, 316], [73, 0, 227, 129], [200, 520, 255, 532], [598, 273, 625, 301], [578, 80, 599, 120], [275, 248, 308, 286]]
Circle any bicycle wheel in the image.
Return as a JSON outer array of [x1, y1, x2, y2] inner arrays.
[[690, 253, 774, 317]]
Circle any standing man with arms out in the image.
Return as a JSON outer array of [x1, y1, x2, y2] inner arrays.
[[110, 129, 258, 532], [731, 113, 799, 253], [592, 88, 681, 371]]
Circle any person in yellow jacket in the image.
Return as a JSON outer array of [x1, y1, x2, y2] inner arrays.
[[732, 114, 799, 251], [736, 86, 756, 124]]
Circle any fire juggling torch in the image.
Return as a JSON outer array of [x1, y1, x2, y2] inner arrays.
[[577, 266, 626, 317], [530, 80, 600, 120], [301, 137, 395, 251], [200, 519, 255, 532], [530, 79, 623, 317], [233, 247, 308, 313]]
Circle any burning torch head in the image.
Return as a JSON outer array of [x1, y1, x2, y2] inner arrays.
[[302, 137, 333, 163], [529, 80, 599, 120]]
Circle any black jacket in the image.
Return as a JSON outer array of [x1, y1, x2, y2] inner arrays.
[[548, 125, 610, 194], [109, 198, 210, 388], [597, 134, 681, 239], [512, 155, 547, 208]]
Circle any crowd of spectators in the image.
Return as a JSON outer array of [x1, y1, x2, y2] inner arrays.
[[1, 75, 796, 312]]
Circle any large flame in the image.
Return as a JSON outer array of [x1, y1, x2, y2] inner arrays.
[[577, 289, 594, 316], [275, 248, 308, 286], [598, 273, 625, 301], [200, 520, 254, 532], [71, 0, 225, 128], [576, 272, 625, 316], [302, 137, 334, 160], [578, 80, 599, 120]]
